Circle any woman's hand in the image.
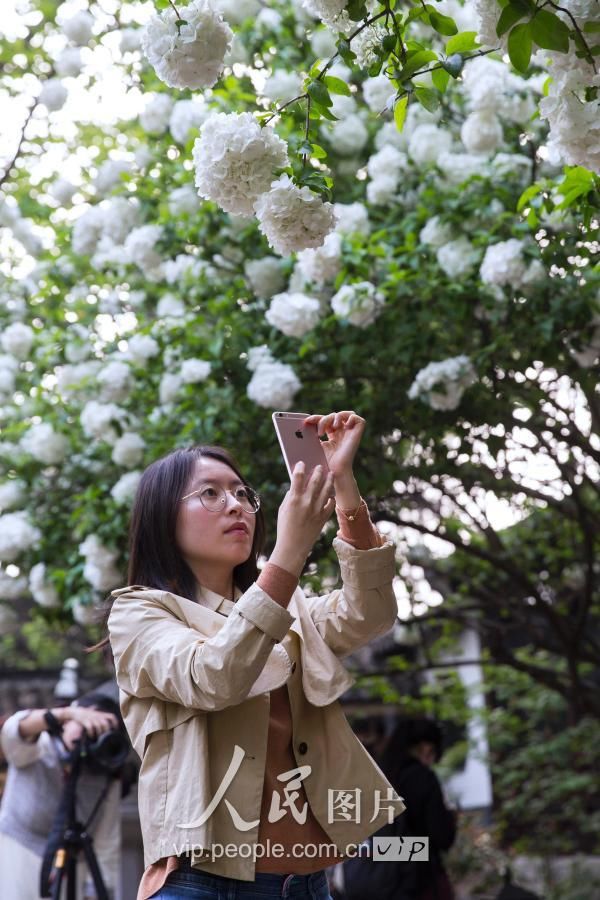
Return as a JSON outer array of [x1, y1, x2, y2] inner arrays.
[[269, 462, 336, 577], [303, 411, 365, 480], [60, 706, 119, 750]]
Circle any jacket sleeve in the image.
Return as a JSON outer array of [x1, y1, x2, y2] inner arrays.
[[304, 536, 398, 658], [107, 583, 295, 712]]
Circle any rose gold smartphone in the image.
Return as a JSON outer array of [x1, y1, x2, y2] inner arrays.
[[272, 412, 329, 481]]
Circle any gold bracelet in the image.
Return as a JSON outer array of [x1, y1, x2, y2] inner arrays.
[[336, 499, 364, 522]]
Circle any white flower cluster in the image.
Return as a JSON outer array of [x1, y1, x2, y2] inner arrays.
[[98, 360, 133, 403], [366, 146, 407, 205], [255, 175, 336, 256], [79, 534, 121, 591], [408, 124, 453, 167], [244, 257, 286, 298], [420, 216, 454, 249], [140, 93, 174, 134], [61, 10, 94, 45], [193, 112, 289, 217], [0, 569, 28, 601], [0, 355, 18, 401], [127, 334, 160, 364], [0, 511, 41, 562], [170, 99, 208, 144], [29, 563, 60, 608], [408, 355, 477, 411], [142, 0, 232, 90], [55, 47, 82, 77], [20, 423, 69, 465], [216, 0, 261, 25], [479, 238, 546, 291], [0, 480, 25, 511], [124, 224, 163, 272], [328, 114, 369, 157], [301, 0, 351, 33], [246, 345, 302, 410], [352, 23, 386, 68], [180, 358, 212, 383], [80, 400, 127, 442], [111, 471, 142, 507], [94, 159, 133, 196], [169, 184, 199, 216], [363, 74, 395, 114], [331, 281, 385, 327], [1, 322, 34, 360], [334, 201, 370, 236], [261, 70, 303, 104], [297, 232, 342, 285], [265, 292, 321, 338], [38, 79, 68, 112], [112, 432, 145, 468], [436, 237, 480, 278]]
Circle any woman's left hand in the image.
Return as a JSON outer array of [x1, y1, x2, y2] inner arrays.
[[303, 411, 365, 479]]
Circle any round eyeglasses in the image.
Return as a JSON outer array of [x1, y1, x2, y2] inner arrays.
[[180, 484, 261, 514]]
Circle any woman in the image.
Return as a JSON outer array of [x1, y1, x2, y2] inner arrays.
[[106, 410, 405, 900]]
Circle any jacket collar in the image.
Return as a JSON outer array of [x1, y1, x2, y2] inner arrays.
[[195, 582, 242, 616]]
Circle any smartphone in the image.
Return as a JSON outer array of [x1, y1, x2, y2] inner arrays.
[[272, 412, 329, 481]]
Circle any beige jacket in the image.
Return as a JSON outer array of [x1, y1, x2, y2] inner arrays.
[[107, 536, 405, 879]]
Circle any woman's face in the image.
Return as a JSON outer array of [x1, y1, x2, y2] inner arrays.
[[175, 457, 256, 579]]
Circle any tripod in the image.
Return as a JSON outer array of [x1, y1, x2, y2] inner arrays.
[[41, 738, 112, 900]]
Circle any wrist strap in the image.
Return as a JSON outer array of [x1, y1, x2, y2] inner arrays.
[[43, 710, 63, 736]]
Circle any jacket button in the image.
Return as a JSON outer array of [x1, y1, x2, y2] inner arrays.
[[298, 741, 308, 754], [291, 662, 297, 674]]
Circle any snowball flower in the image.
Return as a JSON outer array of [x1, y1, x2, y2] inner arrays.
[[72, 599, 98, 626], [80, 400, 126, 441], [246, 345, 274, 372], [265, 292, 321, 338], [0, 511, 41, 562], [310, 27, 337, 58], [94, 159, 133, 196], [142, 0, 232, 90], [363, 74, 395, 113], [127, 334, 160, 364], [301, 0, 351, 33], [254, 175, 336, 257], [261, 70, 303, 104], [480, 238, 527, 288], [297, 232, 342, 285], [157, 293, 186, 318], [216, 0, 261, 24], [168, 184, 199, 216], [50, 178, 77, 205], [97, 360, 132, 402], [120, 28, 142, 52], [461, 110, 503, 156], [180, 358, 212, 383], [331, 281, 385, 328], [1, 322, 34, 360], [352, 23, 386, 68], [328, 115, 369, 156], [111, 471, 142, 506], [420, 216, 453, 249], [112, 432, 146, 468], [140, 93, 174, 134], [247, 360, 302, 410], [408, 355, 477, 410], [170, 99, 209, 144], [125, 224, 163, 271], [334, 202, 369, 237], [408, 124, 453, 166], [55, 47, 83, 77], [244, 257, 286, 298], [29, 563, 59, 608], [367, 173, 400, 206], [193, 112, 289, 217], [61, 10, 94, 45], [0, 480, 25, 511], [38, 79, 68, 111], [0, 569, 28, 601], [20, 423, 69, 464], [436, 237, 480, 278], [159, 372, 183, 404], [79, 534, 121, 591]]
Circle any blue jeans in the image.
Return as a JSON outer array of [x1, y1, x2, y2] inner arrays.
[[148, 867, 333, 900]]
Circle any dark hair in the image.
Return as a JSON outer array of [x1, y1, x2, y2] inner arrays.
[[87, 445, 265, 652], [379, 717, 444, 777]]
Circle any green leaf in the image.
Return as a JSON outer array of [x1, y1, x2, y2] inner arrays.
[[531, 10, 570, 52], [323, 75, 351, 96], [397, 49, 438, 82], [311, 143, 328, 159], [431, 67, 450, 92], [427, 6, 458, 36], [336, 38, 356, 66], [583, 21, 600, 32], [517, 182, 543, 213], [394, 94, 408, 131], [446, 31, 480, 53], [307, 79, 333, 108], [442, 52, 464, 78], [414, 85, 440, 112], [496, 2, 529, 37], [346, 0, 368, 22], [508, 22, 533, 73]]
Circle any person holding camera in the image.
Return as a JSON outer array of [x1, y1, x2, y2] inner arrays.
[[103, 410, 404, 900], [0, 693, 124, 899]]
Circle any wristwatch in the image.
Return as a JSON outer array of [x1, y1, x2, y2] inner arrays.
[[43, 709, 63, 736]]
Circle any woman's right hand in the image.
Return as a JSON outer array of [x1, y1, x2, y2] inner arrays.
[[269, 462, 336, 577]]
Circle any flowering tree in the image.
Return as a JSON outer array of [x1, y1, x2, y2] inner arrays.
[[0, 0, 598, 730]]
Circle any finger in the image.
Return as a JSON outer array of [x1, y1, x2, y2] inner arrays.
[[291, 460, 305, 489], [317, 471, 335, 507], [320, 495, 336, 521], [317, 414, 337, 437], [307, 464, 326, 495]]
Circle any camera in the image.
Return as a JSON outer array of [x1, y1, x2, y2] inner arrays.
[[70, 726, 130, 775]]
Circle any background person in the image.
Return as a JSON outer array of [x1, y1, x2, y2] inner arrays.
[[0, 693, 124, 900]]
